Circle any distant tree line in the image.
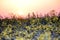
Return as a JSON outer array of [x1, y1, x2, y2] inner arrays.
[[0, 10, 60, 20]]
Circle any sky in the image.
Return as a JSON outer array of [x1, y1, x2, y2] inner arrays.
[[0, 0, 60, 18]]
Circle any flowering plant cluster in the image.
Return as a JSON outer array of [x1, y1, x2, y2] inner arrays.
[[0, 10, 60, 40]]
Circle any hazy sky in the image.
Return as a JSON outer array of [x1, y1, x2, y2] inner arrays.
[[0, 0, 60, 18]]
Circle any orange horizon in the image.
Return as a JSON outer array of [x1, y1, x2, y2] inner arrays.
[[0, 10, 60, 19], [0, 0, 60, 19]]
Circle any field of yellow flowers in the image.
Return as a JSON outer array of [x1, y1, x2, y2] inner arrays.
[[0, 12, 60, 40]]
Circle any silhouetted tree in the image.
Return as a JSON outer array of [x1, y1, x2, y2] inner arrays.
[[49, 10, 56, 17], [37, 14, 39, 18], [28, 13, 30, 19], [44, 13, 49, 17], [32, 12, 36, 18]]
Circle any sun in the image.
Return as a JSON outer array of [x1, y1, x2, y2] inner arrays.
[[0, 0, 59, 17], [16, 10, 25, 15]]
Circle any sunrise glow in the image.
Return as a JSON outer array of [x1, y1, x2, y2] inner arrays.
[[0, 0, 60, 40], [0, 0, 60, 18]]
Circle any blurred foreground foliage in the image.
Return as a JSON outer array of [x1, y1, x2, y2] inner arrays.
[[0, 11, 60, 40], [0, 16, 60, 40]]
